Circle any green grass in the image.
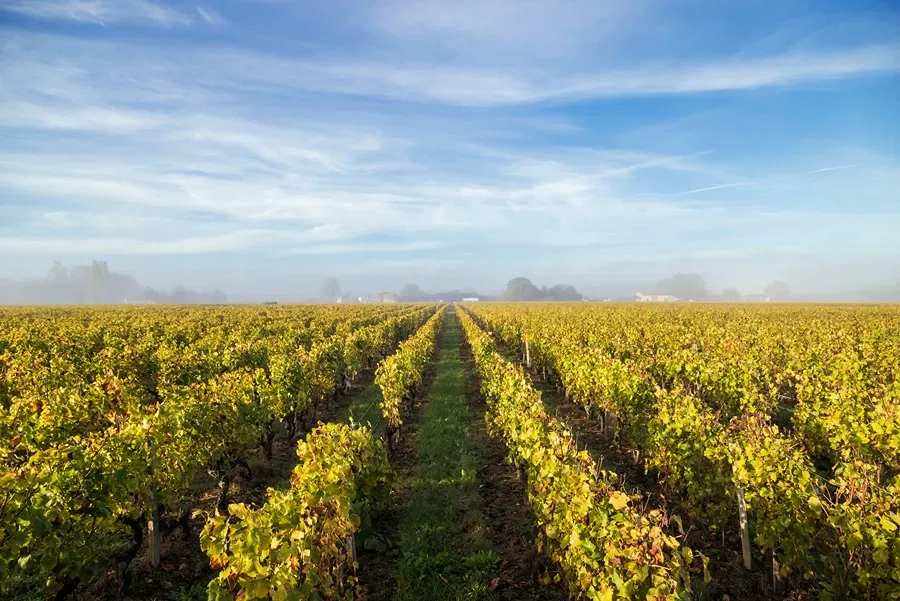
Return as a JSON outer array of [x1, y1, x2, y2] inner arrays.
[[341, 380, 386, 436], [395, 311, 499, 601]]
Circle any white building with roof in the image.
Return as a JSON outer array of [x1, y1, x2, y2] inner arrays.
[[635, 292, 679, 302]]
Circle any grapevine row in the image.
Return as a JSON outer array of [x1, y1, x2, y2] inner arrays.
[[0, 305, 436, 597], [199, 422, 391, 601], [458, 307, 701, 600], [467, 303, 900, 598], [375, 306, 446, 451], [199, 306, 450, 599]]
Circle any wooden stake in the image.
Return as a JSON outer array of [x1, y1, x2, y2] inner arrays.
[[524, 340, 531, 367], [149, 439, 161, 568], [772, 554, 784, 597], [736, 484, 752, 570], [347, 533, 357, 564]]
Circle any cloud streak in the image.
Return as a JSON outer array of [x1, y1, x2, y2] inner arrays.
[[673, 164, 866, 196], [5, 34, 898, 110], [804, 164, 857, 174], [208, 43, 900, 106], [674, 183, 745, 196], [195, 6, 224, 25], [2, 0, 194, 27]]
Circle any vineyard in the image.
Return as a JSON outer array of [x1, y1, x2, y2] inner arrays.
[[1, 303, 898, 600]]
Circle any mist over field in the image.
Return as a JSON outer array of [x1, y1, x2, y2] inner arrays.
[[1, 1, 898, 303]]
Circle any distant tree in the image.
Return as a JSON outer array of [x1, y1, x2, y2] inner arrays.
[[502, 277, 542, 301], [765, 281, 792, 301], [43, 261, 75, 303], [654, 273, 708, 300], [321, 277, 342, 302], [170, 285, 188, 303], [107, 272, 142, 302], [47, 261, 68, 283], [399, 283, 426, 302], [207, 289, 228, 304], [545, 284, 583, 301], [722, 287, 741, 302], [89, 260, 109, 304], [143, 287, 165, 303]]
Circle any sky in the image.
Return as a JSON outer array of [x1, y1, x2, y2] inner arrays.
[[1, 0, 899, 300]]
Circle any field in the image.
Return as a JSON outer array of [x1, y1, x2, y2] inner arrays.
[[1, 303, 898, 600]]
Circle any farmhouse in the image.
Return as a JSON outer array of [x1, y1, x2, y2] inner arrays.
[[635, 292, 679, 302]]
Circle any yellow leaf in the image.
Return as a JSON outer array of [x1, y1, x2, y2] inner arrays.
[[609, 491, 629, 511]]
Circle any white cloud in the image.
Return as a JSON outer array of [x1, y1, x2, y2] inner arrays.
[[195, 6, 224, 25], [2, 0, 194, 27], [186, 43, 900, 106], [0, 230, 275, 254], [0, 101, 167, 132], [370, 0, 648, 62], [6, 34, 898, 111]]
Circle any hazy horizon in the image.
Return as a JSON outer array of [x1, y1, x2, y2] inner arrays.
[[1, 1, 898, 301]]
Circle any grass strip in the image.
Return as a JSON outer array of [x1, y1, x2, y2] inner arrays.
[[395, 310, 499, 601]]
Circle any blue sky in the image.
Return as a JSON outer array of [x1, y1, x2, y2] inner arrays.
[[1, 0, 898, 299]]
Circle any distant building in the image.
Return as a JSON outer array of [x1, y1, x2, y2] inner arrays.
[[462, 297, 479, 302], [636, 292, 679, 302], [378, 292, 399, 303]]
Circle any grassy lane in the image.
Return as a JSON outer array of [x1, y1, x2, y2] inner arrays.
[[394, 309, 500, 601], [340, 380, 386, 436]]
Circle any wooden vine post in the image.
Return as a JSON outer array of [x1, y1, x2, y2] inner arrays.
[[772, 553, 784, 596], [347, 533, 357, 564], [148, 438, 161, 568], [734, 472, 752, 570]]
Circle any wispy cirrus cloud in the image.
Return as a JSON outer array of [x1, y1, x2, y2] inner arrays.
[[672, 164, 863, 196], [5, 33, 898, 111], [804, 164, 856, 174], [157, 42, 900, 106], [2, 0, 194, 27], [194, 6, 224, 26]]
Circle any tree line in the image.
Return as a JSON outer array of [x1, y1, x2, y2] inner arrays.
[[0, 261, 227, 305]]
